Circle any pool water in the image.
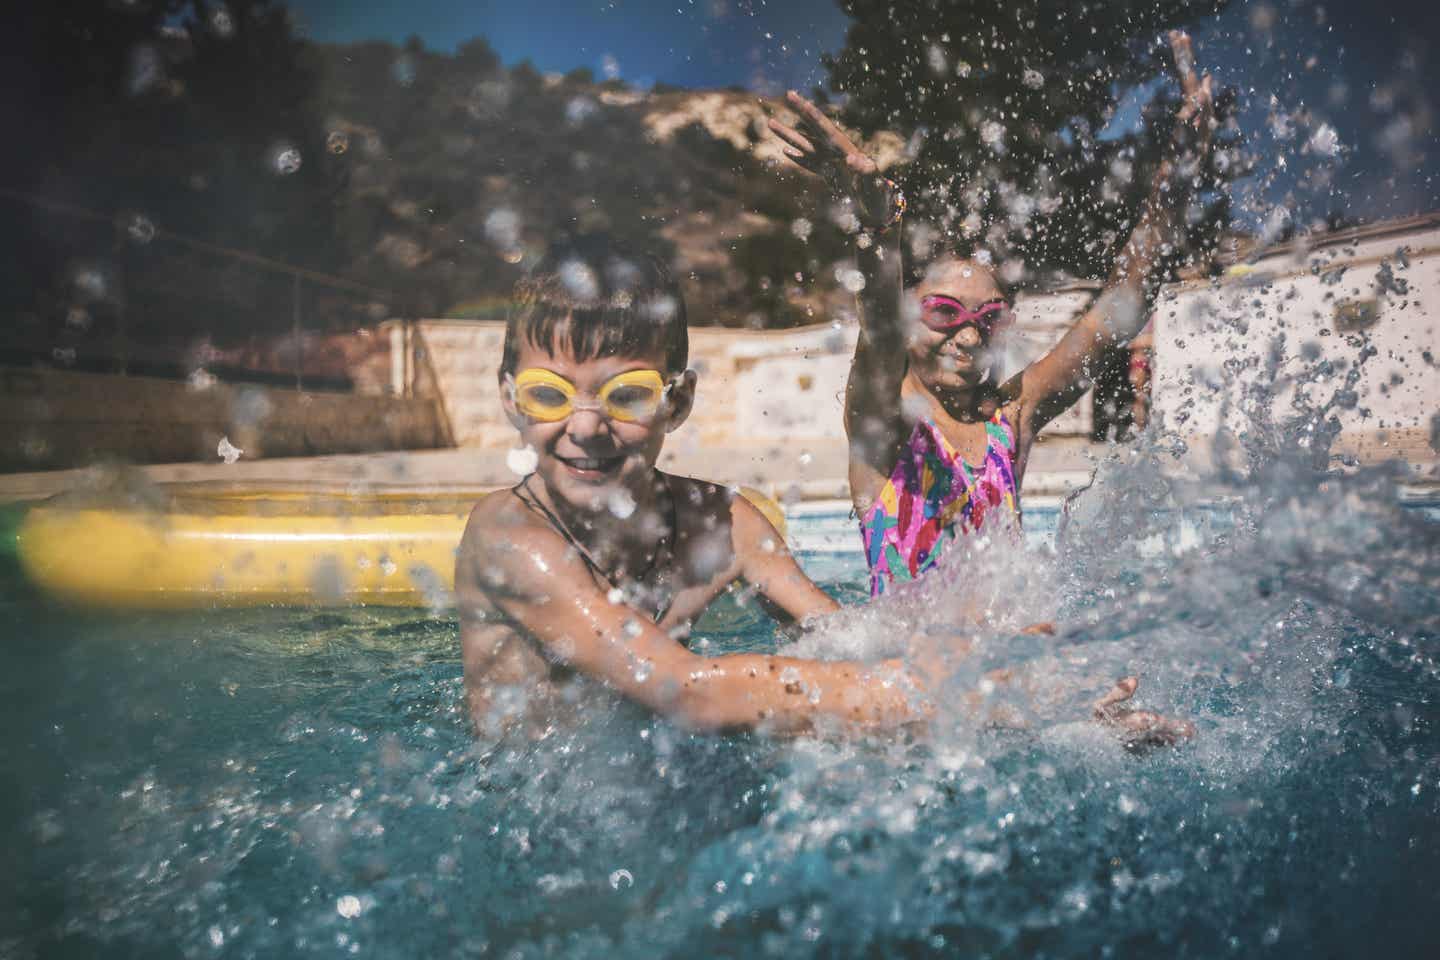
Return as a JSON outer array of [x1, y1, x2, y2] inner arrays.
[[2, 479, 1438, 958]]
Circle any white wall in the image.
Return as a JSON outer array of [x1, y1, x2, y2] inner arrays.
[[1152, 217, 1440, 469], [407, 292, 1098, 455]]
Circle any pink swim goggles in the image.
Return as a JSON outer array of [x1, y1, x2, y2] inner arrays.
[[919, 295, 1010, 335]]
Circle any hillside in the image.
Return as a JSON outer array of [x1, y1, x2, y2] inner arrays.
[[314, 41, 907, 328]]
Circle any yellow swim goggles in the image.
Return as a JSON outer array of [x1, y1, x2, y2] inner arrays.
[[509, 367, 676, 423]]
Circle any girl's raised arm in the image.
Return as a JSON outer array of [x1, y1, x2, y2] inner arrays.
[[768, 92, 910, 509], [1017, 31, 1216, 432]]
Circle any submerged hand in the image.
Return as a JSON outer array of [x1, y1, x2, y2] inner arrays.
[[768, 91, 893, 228], [1093, 676, 1196, 753]]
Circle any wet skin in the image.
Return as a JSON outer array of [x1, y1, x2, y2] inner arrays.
[[457, 340, 1195, 749]]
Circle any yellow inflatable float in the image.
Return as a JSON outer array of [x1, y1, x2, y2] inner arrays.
[[17, 484, 787, 610]]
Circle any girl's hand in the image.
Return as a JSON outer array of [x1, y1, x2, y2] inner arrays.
[[1167, 31, 1215, 157], [1093, 676, 1197, 752], [768, 90, 895, 229]]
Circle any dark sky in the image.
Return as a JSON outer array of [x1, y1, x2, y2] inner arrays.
[[286, 0, 849, 93], [286, 0, 1440, 225]]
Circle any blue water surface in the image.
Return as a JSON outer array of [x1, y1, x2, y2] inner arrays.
[[1, 498, 1437, 959]]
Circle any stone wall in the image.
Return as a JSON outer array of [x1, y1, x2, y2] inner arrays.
[[0, 367, 450, 472], [1152, 214, 1440, 482]]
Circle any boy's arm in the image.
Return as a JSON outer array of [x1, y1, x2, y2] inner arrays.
[[729, 492, 840, 622], [769, 92, 910, 507], [1016, 32, 1215, 432], [461, 506, 920, 735]]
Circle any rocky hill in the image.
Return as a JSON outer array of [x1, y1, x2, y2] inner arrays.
[[315, 41, 907, 328]]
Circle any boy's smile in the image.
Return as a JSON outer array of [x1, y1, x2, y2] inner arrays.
[[554, 451, 627, 479]]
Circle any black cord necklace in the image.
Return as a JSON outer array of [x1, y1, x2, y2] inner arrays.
[[514, 473, 677, 622]]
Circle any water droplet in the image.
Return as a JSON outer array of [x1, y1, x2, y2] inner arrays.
[[506, 445, 538, 476], [336, 895, 362, 919], [607, 488, 637, 519], [485, 207, 520, 250], [217, 436, 243, 465], [609, 868, 634, 890], [392, 54, 416, 87], [269, 144, 302, 176], [209, 8, 235, 37], [1308, 123, 1342, 157], [558, 259, 600, 301], [125, 213, 155, 245], [838, 268, 866, 293]]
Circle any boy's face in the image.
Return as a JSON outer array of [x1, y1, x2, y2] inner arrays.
[[503, 338, 694, 513]]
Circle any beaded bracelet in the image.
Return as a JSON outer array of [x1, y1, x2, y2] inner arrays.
[[873, 177, 906, 233]]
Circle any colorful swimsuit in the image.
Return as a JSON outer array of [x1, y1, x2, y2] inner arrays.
[[859, 412, 1020, 595]]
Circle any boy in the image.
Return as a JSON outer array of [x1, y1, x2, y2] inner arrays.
[[455, 239, 1187, 743]]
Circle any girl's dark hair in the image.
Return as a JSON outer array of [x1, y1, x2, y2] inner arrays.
[[907, 248, 1023, 304], [499, 238, 688, 379]]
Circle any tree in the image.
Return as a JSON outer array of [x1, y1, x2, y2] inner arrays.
[[825, 0, 1237, 285], [0, 0, 345, 357]]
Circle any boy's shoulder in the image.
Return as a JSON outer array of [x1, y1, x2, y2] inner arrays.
[[664, 472, 784, 557], [459, 473, 757, 555], [460, 486, 549, 550], [661, 472, 742, 522], [464, 486, 521, 523]]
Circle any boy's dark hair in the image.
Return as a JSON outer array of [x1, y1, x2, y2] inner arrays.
[[499, 239, 688, 379]]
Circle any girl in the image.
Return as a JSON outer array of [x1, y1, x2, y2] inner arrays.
[[769, 32, 1215, 594]]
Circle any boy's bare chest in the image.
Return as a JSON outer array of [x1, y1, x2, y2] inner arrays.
[[585, 529, 740, 638]]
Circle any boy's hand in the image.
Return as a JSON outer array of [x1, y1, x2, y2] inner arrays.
[[1093, 676, 1196, 753], [1167, 31, 1215, 158], [768, 90, 893, 229]]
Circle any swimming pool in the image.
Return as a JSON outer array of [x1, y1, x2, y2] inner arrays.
[[2, 487, 1437, 957]]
